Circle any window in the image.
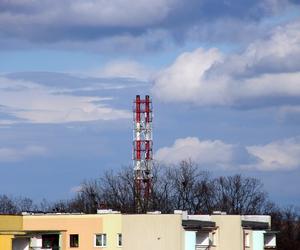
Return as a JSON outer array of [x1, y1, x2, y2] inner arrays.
[[42, 234, 59, 249], [264, 233, 276, 248], [95, 234, 107, 247], [117, 233, 122, 247], [70, 234, 79, 248], [196, 232, 210, 246]]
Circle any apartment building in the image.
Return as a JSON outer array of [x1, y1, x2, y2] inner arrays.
[[0, 211, 276, 250], [184, 213, 277, 250], [0, 212, 122, 250], [241, 215, 277, 250]]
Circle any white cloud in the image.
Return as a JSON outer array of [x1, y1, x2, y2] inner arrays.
[[0, 77, 131, 124], [0, 145, 47, 162], [0, 0, 181, 53], [258, 0, 293, 14], [152, 48, 226, 105], [90, 60, 152, 80], [246, 137, 300, 171], [0, 0, 297, 53], [0, 0, 177, 30], [155, 136, 300, 171], [0, 120, 18, 126], [154, 137, 236, 168], [68, 0, 177, 27], [70, 185, 83, 193], [152, 19, 300, 107], [50, 28, 173, 54]]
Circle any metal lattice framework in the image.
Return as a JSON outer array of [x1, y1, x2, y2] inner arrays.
[[133, 95, 153, 212]]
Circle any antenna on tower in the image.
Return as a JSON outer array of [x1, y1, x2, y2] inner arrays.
[[133, 95, 153, 213]]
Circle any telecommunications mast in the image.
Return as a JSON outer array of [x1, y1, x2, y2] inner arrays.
[[133, 95, 153, 213]]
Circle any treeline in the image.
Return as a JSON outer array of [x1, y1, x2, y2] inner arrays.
[[66, 161, 270, 215], [0, 161, 299, 250]]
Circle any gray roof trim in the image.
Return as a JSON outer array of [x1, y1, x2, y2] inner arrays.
[[182, 219, 216, 230], [264, 231, 279, 234], [242, 220, 269, 230]]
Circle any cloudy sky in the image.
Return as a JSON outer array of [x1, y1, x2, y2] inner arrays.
[[0, 0, 300, 206]]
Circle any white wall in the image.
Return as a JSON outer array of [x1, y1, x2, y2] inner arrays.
[[30, 235, 43, 248]]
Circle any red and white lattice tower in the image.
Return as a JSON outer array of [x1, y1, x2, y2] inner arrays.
[[133, 95, 153, 212]]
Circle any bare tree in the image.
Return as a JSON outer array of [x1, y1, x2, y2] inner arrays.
[[266, 205, 300, 250], [15, 197, 37, 212], [0, 195, 17, 214], [151, 162, 174, 213], [99, 167, 135, 213], [65, 162, 269, 215], [213, 175, 268, 214], [38, 198, 53, 212], [193, 174, 215, 214], [0, 195, 39, 214], [165, 160, 211, 213], [66, 167, 136, 214], [51, 200, 70, 213]]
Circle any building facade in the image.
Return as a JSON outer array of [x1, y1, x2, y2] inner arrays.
[[0, 211, 276, 250], [0, 215, 23, 250], [123, 214, 183, 250]]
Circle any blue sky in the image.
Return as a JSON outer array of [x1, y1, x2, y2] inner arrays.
[[0, 0, 300, 206]]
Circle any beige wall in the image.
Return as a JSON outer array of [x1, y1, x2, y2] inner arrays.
[[23, 214, 117, 250], [102, 214, 122, 250], [211, 215, 243, 250], [122, 214, 183, 250]]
